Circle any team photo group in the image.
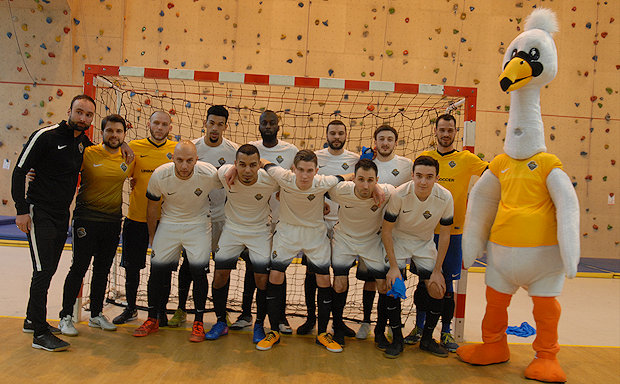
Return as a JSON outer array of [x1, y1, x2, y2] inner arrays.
[[12, 94, 488, 359]]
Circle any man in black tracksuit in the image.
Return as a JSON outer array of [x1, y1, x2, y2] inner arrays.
[[11, 95, 99, 351]]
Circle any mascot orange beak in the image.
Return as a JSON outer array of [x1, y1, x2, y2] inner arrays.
[[499, 56, 535, 93]]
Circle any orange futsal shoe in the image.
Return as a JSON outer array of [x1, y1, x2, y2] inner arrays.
[[189, 321, 205, 342], [133, 317, 159, 337]]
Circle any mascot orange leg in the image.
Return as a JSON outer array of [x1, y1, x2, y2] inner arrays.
[[524, 296, 566, 383], [456, 286, 511, 365]]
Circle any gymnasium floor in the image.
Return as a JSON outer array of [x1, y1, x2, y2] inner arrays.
[[0, 244, 619, 383]]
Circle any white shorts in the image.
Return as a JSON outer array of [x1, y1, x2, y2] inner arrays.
[[152, 222, 212, 269], [332, 231, 387, 278], [215, 225, 272, 274], [486, 242, 565, 297], [272, 222, 331, 275], [393, 234, 437, 273], [212, 219, 224, 253]]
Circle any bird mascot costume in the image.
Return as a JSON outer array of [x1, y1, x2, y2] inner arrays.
[[456, 8, 580, 383]]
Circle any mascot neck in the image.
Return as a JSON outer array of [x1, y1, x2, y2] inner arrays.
[[504, 86, 547, 160]]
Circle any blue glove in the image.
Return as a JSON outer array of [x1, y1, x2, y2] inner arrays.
[[506, 321, 536, 337], [360, 146, 375, 160], [387, 277, 407, 299]]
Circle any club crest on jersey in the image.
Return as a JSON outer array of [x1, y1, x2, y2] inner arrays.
[[307, 194, 316, 201], [272, 250, 277, 259], [276, 155, 284, 164], [449, 160, 456, 168], [76, 227, 87, 238], [423, 210, 432, 220], [341, 162, 349, 170], [527, 161, 538, 171], [218, 157, 226, 166], [166, 152, 173, 160], [391, 169, 400, 176], [78, 143, 84, 153], [255, 193, 264, 200], [371, 204, 379, 212], [194, 188, 203, 196], [120, 162, 128, 172]]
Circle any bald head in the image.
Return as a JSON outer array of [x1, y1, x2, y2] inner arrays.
[[173, 140, 198, 180], [148, 111, 172, 144]]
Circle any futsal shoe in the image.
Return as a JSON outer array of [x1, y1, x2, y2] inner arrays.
[[113, 307, 138, 325], [333, 329, 345, 347], [440, 332, 459, 352], [404, 326, 423, 345], [356, 322, 371, 339], [230, 314, 253, 330], [168, 309, 187, 327], [333, 322, 356, 338], [23, 319, 61, 334], [316, 332, 343, 353], [256, 331, 280, 351], [133, 317, 159, 337], [420, 338, 449, 358], [59, 315, 78, 337], [383, 339, 404, 359], [296, 317, 316, 335], [204, 321, 228, 340], [374, 332, 390, 351], [32, 332, 70, 352], [253, 323, 266, 344], [279, 317, 293, 335], [89, 313, 117, 331], [189, 321, 205, 342], [158, 311, 168, 327]]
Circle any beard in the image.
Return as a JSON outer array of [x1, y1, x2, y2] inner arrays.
[[260, 130, 277, 142], [327, 139, 344, 150], [68, 119, 89, 131], [103, 138, 122, 149], [438, 136, 455, 148]]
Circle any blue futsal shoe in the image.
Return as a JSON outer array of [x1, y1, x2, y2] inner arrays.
[[204, 321, 229, 340], [253, 323, 266, 344]]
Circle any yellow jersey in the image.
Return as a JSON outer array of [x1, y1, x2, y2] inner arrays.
[[421, 149, 488, 235], [74, 144, 133, 222], [126, 138, 177, 222], [488, 152, 562, 247]]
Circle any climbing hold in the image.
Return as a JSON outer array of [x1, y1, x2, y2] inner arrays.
[[453, 29, 459, 34], [585, 175, 592, 180], [386, 50, 393, 56], [73, 18, 80, 25], [606, 87, 613, 94], [286, 59, 293, 63], [48, 52, 55, 58], [461, 37, 467, 42], [322, 20, 328, 26], [56, 89, 63, 97], [144, 99, 151, 105], [169, 109, 176, 115], [298, 2, 304, 7], [163, 59, 169, 64], [141, 51, 145, 55], [580, 151, 588, 156], [581, 136, 586, 141], [167, 3, 175, 9], [405, 17, 409, 23], [473, 79, 480, 85], [367, 105, 375, 111], [315, 19, 320, 25], [107, 46, 111, 52], [550, 133, 555, 140], [6, 32, 12, 38], [592, 55, 598, 61], [593, 224, 599, 230], [46, 17, 53, 24], [571, 6, 577, 11], [160, 10, 165, 16], [23, 93, 29, 100], [181, 61, 186, 67], [22, 109, 29, 116], [403, 50, 408, 55], [603, 176, 608, 181], [460, 13, 466, 20], [158, 27, 163, 32], [586, 22, 592, 29], [433, 68, 440, 73], [328, 69, 334, 76], [280, 34, 286, 40], [64, 26, 70, 34], [297, 35, 302, 40], [361, 72, 366, 77], [55, 36, 61, 42], [590, 95, 597, 102], [186, 102, 191, 108], [165, 45, 170, 51], [369, 72, 375, 76], [40, 43, 47, 49], [74, 45, 80, 52], [571, 23, 576, 28], [388, 7, 395, 14]]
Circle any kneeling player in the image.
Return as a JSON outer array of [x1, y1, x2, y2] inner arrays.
[[328, 159, 395, 347], [132, 141, 220, 342], [382, 155, 454, 358], [205, 144, 279, 343]]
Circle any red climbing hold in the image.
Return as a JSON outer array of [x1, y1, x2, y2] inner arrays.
[[167, 3, 175, 9]]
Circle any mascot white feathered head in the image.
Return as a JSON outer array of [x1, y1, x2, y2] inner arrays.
[[499, 8, 559, 159]]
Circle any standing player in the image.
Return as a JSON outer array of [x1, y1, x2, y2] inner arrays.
[[355, 125, 414, 340], [204, 144, 279, 343], [329, 159, 395, 347], [229, 110, 298, 334], [296, 120, 358, 337], [113, 111, 175, 325], [133, 141, 220, 342], [58, 114, 132, 336], [165, 105, 238, 328], [405, 114, 488, 352], [381, 155, 454, 358]]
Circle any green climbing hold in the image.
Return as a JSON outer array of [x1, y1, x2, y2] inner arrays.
[[386, 50, 393, 56], [388, 7, 395, 14]]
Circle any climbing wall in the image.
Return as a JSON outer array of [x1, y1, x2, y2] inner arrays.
[[1, 0, 618, 258]]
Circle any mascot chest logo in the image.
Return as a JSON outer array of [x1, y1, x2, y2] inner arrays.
[[194, 188, 203, 196], [276, 155, 284, 164], [307, 194, 316, 201], [449, 160, 456, 168], [166, 152, 173, 160], [391, 169, 400, 176], [255, 193, 263, 200], [218, 157, 226, 166], [370, 204, 379, 212], [527, 161, 538, 171], [423, 210, 432, 220], [341, 163, 349, 170]]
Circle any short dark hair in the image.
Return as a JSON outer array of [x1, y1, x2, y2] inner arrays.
[[101, 114, 127, 132], [326, 119, 346, 133], [413, 155, 439, 175], [207, 105, 229, 123], [435, 114, 456, 129], [70, 94, 96, 111], [354, 158, 378, 176], [293, 149, 318, 167], [373, 124, 398, 141], [236, 144, 260, 161]]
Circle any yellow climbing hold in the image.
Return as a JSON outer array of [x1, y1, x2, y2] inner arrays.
[[21, 24, 28, 31], [55, 36, 61, 42]]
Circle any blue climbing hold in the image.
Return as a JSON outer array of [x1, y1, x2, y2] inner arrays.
[[74, 45, 80, 52], [23, 93, 29, 100], [107, 46, 111, 52], [73, 18, 80, 25], [40, 43, 47, 49], [287, 58, 293, 63], [39, 118, 44, 125], [181, 61, 186, 67], [322, 20, 328, 26], [158, 27, 163, 32], [586, 22, 592, 29], [46, 17, 53, 24], [328, 69, 334, 76], [160, 10, 164, 16], [7, 32, 12, 38], [130, 91, 136, 97], [186, 102, 191, 108]]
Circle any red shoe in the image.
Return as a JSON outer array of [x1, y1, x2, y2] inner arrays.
[[133, 317, 159, 337], [189, 321, 205, 342]]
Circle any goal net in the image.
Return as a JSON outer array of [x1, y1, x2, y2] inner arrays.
[[80, 64, 477, 338]]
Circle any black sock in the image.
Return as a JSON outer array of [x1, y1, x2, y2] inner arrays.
[[304, 272, 317, 320], [147, 264, 167, 319], [266, 282, 284, 332], [280, 275, 288, 321], [441, 292, 455, 334], [212, 279, 230, 323], [317, 287, 332, 334], [125, 267, 140, 310], [362, 289, 376, 323], [422, 297, 443, 344], [375, 293, 388, 334], [241, 256, 256, 317], [331, 288, 347, 330], [190, 264, 208, 323], [178, 256, 192, 311], [386, 295, 403, 341], [161, 268, 172, 314], [256, 287, 267, 324]]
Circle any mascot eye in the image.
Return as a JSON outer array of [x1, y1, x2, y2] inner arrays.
[[529, 48, 540, 60], [511, 49, 518, 58]]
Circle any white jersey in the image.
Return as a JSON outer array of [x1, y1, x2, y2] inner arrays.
[[146, 161, 221, 225], [315, 148, 359, 222], [192, 137, 239, 222], [329, 181, 395, 241], [217, 164, 280, 232], [266, 165, 341, 229], [385, 181, 454, 242], [374, 155, 413, 187], [249, 139, 299, 224]]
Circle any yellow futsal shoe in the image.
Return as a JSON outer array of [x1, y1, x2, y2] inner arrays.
[[316, 332, 343, 353], [256, 331, 280, 351]]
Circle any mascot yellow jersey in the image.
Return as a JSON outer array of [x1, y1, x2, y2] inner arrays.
[[488, 152, 562, 247], [421, 149, 488, 235], [126, 138, 177, 222]]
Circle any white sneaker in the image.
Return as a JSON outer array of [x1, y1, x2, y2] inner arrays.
[[89, 313, 117, 331], [59, 315, 78, 336], [356, 322, 371, 339]]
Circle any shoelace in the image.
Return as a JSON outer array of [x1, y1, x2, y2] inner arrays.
[[323, 333, 335, 343], [193, 323, 204, 333], [265, 332, 277, 341]]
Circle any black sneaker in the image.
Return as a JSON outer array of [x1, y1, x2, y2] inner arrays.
[[333, 329, 345, 347], [296, 318, 316, 335], [334, 322, 356, 338], [32, 332, 70, 352], [420, 338, 449, 358], [374, 332, 390, 351], [383, 339, 404, 359], [158, 312, 168, 327], [23, 319, 61, 334], [112, 308, 138, 325]]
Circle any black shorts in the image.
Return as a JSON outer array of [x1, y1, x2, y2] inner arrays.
[[120, 218, 149, 269]]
